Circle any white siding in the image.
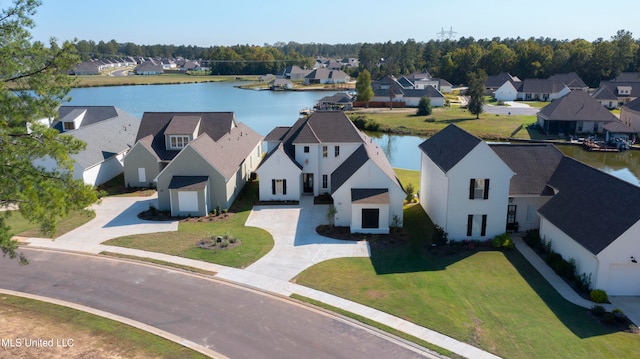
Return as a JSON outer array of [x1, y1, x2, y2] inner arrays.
[[494, 82, 518, 101], [539, 218, 599, 290], [597, 221, 640, 295], [509, 196, 550, 231], [256, 150, 302, 201], [419, 151, 449, 229]]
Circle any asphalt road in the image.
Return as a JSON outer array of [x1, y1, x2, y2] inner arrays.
[[0, 249, 431, 359]]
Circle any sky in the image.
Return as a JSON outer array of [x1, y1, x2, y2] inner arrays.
[[28, 0, 640, 47]]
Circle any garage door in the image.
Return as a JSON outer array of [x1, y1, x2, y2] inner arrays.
[[178, 191, 199, 213], [607, 264, 640, 296]]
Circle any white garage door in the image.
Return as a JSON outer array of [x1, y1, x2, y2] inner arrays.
[[178, 191, 199, 213], [607, 264, 640, 296]]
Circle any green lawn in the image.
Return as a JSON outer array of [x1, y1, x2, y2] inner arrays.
[[348, 107, 536, 140], [6, 209, 95, 238], [104, 181, 273, 268], [294, 204, 640, 359], [394, 168, 421, 194]]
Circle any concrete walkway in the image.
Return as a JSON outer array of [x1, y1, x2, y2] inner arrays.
[[513, 236, 640, 326]]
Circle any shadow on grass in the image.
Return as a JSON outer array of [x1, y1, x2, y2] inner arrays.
[[369, 204, 478, 274], [441, 117, 479, 124], [504, 248, 620, 338]]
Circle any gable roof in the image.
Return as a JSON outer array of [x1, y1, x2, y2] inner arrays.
[[53, 106, 121, 132], [264, 126, 290, 142], [613, 72, 640, 82], [597, 80, 640, 97], [289, 111, 363, 145], [538, 90, 618, 123], [518, 79, 568, 94], [490, 144, 563, 196], [418, 124, 482, 173], [591, 86, 619, 101], [485, 72, 521, 89], [547, 72, 588, 89], [188, 122, 262, 180], [622, 96, 640, 112], [57, 107, 140, 168], [538, 157, 640, 255], [136, 112, 236, 161]]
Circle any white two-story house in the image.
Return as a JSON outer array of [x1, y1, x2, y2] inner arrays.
[[257, 111, 405, 234]]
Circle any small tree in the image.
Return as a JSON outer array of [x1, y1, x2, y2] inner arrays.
[[356, 70, 373, 107], [416, 96, 432, 116], [466, 70, 487, 119], [326, 204, 337, 227], [404, 183, 415, 202]]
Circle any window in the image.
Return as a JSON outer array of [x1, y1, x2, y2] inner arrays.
[[334, 146, 340, 157], [469, 178, 489, 199], [271, 179, 287, 195], [137, 167, 146, 183], [322, 145, 328, 157], [467, 214, 487, 237], [362, 208, 380, 229], [63, 122, 75, 131], [303, 146, 309, 153], [169, 135, 190, 149], [322, 175, 328, 189]]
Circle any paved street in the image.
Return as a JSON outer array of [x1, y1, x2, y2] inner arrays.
[[0, 249, 433, 359]]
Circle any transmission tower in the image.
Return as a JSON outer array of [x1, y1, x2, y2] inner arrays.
[[436, 26, 457, 41]]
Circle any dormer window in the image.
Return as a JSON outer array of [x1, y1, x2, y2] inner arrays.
[[63, 122, 75, 131], [169, 135, 190, 149]]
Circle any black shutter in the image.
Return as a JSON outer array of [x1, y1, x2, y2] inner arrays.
[[483, 179, 490, 199], [283, 179, 287, 195], [467, 215, 473, 236], [272, 179, 276, 195], [481, 215, 487, 236], [469, 179, 475, 199]]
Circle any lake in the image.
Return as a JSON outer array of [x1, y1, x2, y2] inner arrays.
[[64, 82, 640, 185]]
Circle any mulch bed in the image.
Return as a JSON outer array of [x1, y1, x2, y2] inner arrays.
[[195, 237, 242, 250], [137, 209, 234, 223]]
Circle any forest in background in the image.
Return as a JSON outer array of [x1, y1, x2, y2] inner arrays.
[[75, 30, 639, 87]]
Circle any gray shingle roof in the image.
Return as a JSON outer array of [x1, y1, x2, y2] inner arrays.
[[598, 80, 640, 97], [490, 144, 564, 196], [622, 96, 640, 112], [614, 72, 640, 82], [53, 106, 120, 132], [538, 90, 618, 123], [538, 156, 640, 255], [264, 126, 290, 142], [418, 124, 482, 173], [57, 106, 140, 168], [519, 79, 568, 94], [168, 176, 209, 190], [189, 122, 262, 180], [164, 116, 201, 135], [547, 72, 588, 89], [351, 188, 390, 204], [136, 112, 237, 161], [591, 86, 619, 101], [485, 72, 520, 89]]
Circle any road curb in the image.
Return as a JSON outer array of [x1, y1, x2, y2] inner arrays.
[[0, 288, 228, 359]]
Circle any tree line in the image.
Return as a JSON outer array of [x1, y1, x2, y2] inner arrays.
[[74, 30, 639, 86]]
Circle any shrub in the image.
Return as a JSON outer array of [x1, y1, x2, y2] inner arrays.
[[590, 305, 606, 317], [612, 308, 627, 323], [491, 233, 514, 249], [577, 272, 592, 292], [523, 229, 541, 248], [432, 225, 448, 246], [590, 289, 609, 303], [545, 251, 562, 266], [602, 312, 616, 325]]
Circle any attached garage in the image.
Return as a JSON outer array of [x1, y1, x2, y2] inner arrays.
[[169, 176, 209, 217], [607, 264, 640, 296]]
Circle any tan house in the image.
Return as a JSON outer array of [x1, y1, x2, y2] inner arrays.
[[123, 112, 262, 216]]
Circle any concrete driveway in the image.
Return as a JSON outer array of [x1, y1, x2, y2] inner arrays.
[[22, 194, 178, 253], [243, 195, 370, 281]]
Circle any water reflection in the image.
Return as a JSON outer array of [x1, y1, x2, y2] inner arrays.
[[555, 144, 640, 186]]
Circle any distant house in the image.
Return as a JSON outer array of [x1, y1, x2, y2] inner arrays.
[[594, 78, 640, 108], [419, 124, 640, 296], [35, 106, 139, 186], [315, 93, 353, 111], [591, 86, 620, 109], [494, 78, 570, 102], [620, 97, 640, 133], [134, 60, 164, 75], [279, 65, 311, 80], [547, 72, 589, 92], [72, 60, 102, 75], [303, 68, 350, 85], [257, 111, 405, 234], [536, 90, 618, 134], [123, 112, 263, 215], [485, 72, 521, 95], [371, 75, 445, 107], [269, 78, 294, 90]]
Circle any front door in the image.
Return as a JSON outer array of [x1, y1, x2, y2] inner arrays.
[[303, 173, 314, 193], [506, 205, 517, 231]]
